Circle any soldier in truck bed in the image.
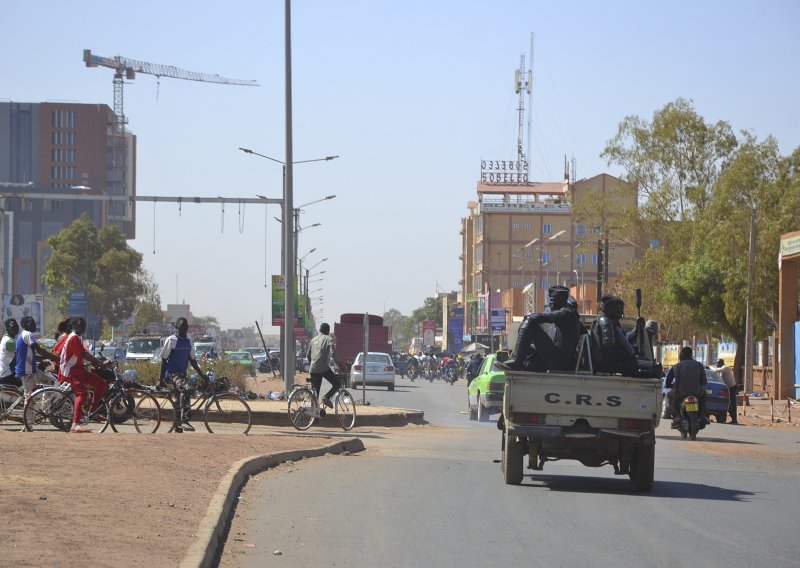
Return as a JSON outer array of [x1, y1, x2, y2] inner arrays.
[[497, 286, 582, 373]]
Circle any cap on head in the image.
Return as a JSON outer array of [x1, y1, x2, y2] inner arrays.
[[319, 323, 330, 334]]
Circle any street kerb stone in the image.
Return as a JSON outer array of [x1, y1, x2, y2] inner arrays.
[[181, 437, 366, 568]]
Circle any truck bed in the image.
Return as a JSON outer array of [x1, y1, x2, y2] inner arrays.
[[504, 370, 663, 433]]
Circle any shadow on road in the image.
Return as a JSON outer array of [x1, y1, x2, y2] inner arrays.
[[517, 473, 756, 501]]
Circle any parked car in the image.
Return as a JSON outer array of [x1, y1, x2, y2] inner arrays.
[[466, 353, 505, 422], [349, 352, 395, 391], [661, 367, 731, 423], [243, 347, 267, 368], [225, 350, 256, 377], [97, 344, 126, 361]]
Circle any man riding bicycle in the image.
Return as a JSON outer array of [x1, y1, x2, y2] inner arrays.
[[306, 323, 345, 409], [159, 317, 209, 432]]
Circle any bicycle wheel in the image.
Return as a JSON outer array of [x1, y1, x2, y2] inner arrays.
[[24, 388, 73, 432], [203, 393, 252, 434], [0, 386, 25, 429], [335, 389, 356, 431], [287, 386, 317, 431], [109, 390, 161, 433]]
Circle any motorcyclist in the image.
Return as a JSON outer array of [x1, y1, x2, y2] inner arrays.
[[497, 285, 582, 372], [665, 346, 708, 426]]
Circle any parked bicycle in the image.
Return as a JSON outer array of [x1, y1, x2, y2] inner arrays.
[[157, 372, 252, 434], [22, 364, 161, 433], [0, 385, 26, 429], [287, 375, 356, 431]]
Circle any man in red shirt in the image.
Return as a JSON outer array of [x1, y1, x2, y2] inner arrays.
[[59, 316, 112, 433]]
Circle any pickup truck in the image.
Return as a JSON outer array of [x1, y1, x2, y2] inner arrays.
[[502, 370, 662, 491], [500, 298, 662, 491]]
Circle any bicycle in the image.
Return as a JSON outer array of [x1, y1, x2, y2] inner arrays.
[[23, 365, 161, 433], [0, 384, 26, 429], [287, 374, 356, 431], [158, 372, 252, 434]]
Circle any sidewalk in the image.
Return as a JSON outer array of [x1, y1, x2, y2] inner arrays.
[[244, 398, 425, 427]]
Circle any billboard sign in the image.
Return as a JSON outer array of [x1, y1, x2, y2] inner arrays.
[[3, 294, 44, 333], [271, 275, 286, 326]]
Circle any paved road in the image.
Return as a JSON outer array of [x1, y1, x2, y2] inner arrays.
[[221, 377, 800, 568]]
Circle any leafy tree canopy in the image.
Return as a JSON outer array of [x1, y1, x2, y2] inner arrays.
[[44, 214, 146, 331]]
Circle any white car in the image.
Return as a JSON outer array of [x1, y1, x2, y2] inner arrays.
[[349, 352, 395, 391]]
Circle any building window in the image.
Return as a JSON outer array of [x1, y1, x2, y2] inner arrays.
[[512, 250, 521, 258], [43, 221, 63, 237], [66, 149, 77, 162], [543, 224, 552, 234], [524, 223, 531, 230], [591, 253, 599, 264], [52, 131, 62, 144], [592, 226, 602, 234], [576, 224, 586, 235], [525, 251, 533, 259], [512, 223, 520, 230], [47, 201, 64, 213], [66, 132, 76, 145], [67, 111, 76, 128], [542, 252, 551, 263], [576, 253, 586, 264], [511, 280, 522, 287], [52, 149, 62, 162], [541, 280, 549, 290], [19, 221, 33, 258]]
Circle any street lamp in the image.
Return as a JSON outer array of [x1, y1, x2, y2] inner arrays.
[[548, 229, 567, 287], [239, 146, 338, 391], [524, 237, 540, 311]]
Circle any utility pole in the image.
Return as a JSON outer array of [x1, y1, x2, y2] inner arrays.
[[744, 206, 756, 393]]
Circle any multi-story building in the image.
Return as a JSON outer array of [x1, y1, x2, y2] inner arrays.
[[0, 101, 136, 295], [460, 172, 640, 338]]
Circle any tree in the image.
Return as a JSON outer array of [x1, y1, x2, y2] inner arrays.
[[44, 214, 146, 331], [603, 99, 800, 378], [382, 308, 410, 346]]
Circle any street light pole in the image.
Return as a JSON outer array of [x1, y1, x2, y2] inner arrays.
[[524, 237, 539, 312], [548, 229, 566, 287]]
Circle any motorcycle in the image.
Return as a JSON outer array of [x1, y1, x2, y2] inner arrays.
[[443, 363, 458, 385], [674, 395, 707, 440]]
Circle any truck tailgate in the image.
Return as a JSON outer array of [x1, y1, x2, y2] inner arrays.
[[504, 371, 662, 428]]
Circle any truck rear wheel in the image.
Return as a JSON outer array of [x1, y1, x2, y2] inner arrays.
[[503, 434, 524, 485], [629, 444, 655, 492]]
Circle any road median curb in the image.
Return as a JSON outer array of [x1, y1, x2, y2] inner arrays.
[[180, 437, 366, 568]]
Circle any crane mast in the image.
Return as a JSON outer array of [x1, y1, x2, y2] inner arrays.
[[82, 49, 259, 229]]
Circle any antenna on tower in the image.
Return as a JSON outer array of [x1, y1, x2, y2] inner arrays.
[[514, 41, 533, 182], [527, 33, 534, 180]]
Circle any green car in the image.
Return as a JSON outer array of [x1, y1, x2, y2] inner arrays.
[[225, 350, 256, 377], [466, 353, 506, 422]]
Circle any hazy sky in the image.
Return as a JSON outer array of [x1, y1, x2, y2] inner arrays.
[[3, 0, 799, 332]]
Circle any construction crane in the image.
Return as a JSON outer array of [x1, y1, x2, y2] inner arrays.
[[82, 49, 259, 226]]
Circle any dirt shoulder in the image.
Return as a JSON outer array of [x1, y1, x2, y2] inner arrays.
[[0, 431, 346, 568]]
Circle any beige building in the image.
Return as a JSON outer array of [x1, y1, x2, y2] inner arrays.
[[460, 173, 640, 339]]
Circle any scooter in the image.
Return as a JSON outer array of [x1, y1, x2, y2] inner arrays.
[[675, 395, 707, 440]]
